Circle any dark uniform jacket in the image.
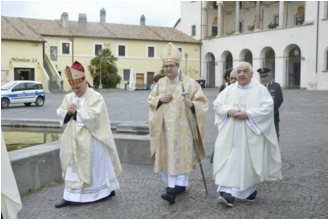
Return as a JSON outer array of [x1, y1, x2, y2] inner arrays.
[[267, 81, 283, 122]]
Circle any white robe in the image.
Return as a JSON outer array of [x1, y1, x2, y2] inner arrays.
[[213, 79, 282, 195], [1, 130, 22, 219], [63, 95, 119, 202], [161, 172, 189, 188]]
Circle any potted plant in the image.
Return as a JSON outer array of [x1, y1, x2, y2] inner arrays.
[[248, 24, 255, 32], [226, 30, 235, 35], [267, 22, 278, 29]]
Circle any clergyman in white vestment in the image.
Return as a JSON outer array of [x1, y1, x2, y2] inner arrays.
[[213, 62, 282, 207], [55, 61, 122, 208], [1, 130, 23, 219]]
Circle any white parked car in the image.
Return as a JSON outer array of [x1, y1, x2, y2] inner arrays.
[[1, 81, 45, 108]]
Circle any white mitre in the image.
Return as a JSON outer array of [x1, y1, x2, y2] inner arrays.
[[161, 42, 182, 64]]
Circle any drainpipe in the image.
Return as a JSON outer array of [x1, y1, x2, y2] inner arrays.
[[316, 1, 320, 74], [315, 1, 320, 90], [42, 42, 45, 66], [70, 36, 74, 64]]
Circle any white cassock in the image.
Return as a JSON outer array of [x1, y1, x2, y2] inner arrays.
[[213, 79, 282, 199], [1, 130, 23, 219], [161, 173, 189, 188], [63, 94, 119, 202]]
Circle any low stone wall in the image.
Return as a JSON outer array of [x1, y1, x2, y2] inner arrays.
[[9, 142, 61, 196], [4, 119, 151, 195], [8, 133, 150, 195]]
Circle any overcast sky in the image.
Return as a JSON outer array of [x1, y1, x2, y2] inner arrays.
[[1, 1, 181, 27]]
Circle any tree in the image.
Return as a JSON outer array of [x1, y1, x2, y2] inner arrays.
[[88, 48, 121, 88]]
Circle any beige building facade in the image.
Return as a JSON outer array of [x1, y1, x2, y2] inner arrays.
[[2, 10, 201, 92]]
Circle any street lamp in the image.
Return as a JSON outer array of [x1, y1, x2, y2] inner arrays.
[[184, 53, 188, 75], [98, 49, 103, 89]]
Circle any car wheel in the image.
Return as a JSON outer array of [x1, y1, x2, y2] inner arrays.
[[24, 102, 32, 106], [35, 97, 44, 107], [1, 99, 9, 108]]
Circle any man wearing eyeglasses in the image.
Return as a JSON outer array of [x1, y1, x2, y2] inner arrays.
[[213, 62, 282, 207], [148, 42, 208, 204]]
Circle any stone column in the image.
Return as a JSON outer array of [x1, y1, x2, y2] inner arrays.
[[217, 1, 223, 37], [235, 1, 240, 34], [255, 1, 261, 31], [275, 56, 285, 86], [278, 1, 285, 28], [252, 59, 261, 82]]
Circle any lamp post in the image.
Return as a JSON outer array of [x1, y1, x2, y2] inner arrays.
[[184, 53, 189, 75], [98, 49, 103, 89]]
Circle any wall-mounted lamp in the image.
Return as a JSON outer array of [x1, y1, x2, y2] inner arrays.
[[301, 56, 306, 61], [9, 61, 13, 69], [37, 62, 41, 69], [294, 49, 299, 56]]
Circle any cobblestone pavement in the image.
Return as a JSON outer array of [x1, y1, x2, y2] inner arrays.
[[2, 88, 328, 219]]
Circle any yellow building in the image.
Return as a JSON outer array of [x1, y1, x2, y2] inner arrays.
[[1, 10, 200, 92], [1, 17, 50, 92]]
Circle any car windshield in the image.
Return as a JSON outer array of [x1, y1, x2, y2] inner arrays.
[[1, 81, 17, 90]]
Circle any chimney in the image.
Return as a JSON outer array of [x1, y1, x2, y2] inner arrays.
[[61, 12, 68, 28], [100, 8, 106, 23], [78, 13, 87, 32], [140, 14, 146, 25]]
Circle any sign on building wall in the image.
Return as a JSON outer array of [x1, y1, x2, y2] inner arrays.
[[11, 57, 38, 62]]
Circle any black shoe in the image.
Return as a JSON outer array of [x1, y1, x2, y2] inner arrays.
[[218, 192, 235, 207], [161, 193, 176, 204], [55, 199, 72, 208], [166, 187, 176, 195], [245, 191, 257, 202], [109, 190, 116, 197], [175, 186, 186, 194]]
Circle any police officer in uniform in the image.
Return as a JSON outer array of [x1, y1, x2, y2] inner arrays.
[[257, 68, 283, 140]]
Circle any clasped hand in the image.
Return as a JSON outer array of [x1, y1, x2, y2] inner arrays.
[[228, 109, 248, 120], [67, 103, 77, 115], [160, 95, 193, 108], [160, 95, 173, 103]]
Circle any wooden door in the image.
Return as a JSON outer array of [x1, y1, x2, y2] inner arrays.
[[136, 73, 144, 84], [147, 72, 154, 84]]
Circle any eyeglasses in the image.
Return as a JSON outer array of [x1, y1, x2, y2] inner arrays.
[[164, 64, 177, 69]]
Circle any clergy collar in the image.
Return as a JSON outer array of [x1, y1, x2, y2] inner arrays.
[[167, 75, 179, 82], [75, 91, 86, 99]]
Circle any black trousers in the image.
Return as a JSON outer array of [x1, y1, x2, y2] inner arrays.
[[274, 120, 280, 141]]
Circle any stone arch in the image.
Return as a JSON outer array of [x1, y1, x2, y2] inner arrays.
[[284, 44, 302, 88], [239, 49, 253, 65], [220, 50, 233, 72], [260, 47, 276, 80], [204, 52, 216, 87]]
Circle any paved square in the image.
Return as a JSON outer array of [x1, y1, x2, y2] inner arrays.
[[2, 88, 328, 218]]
